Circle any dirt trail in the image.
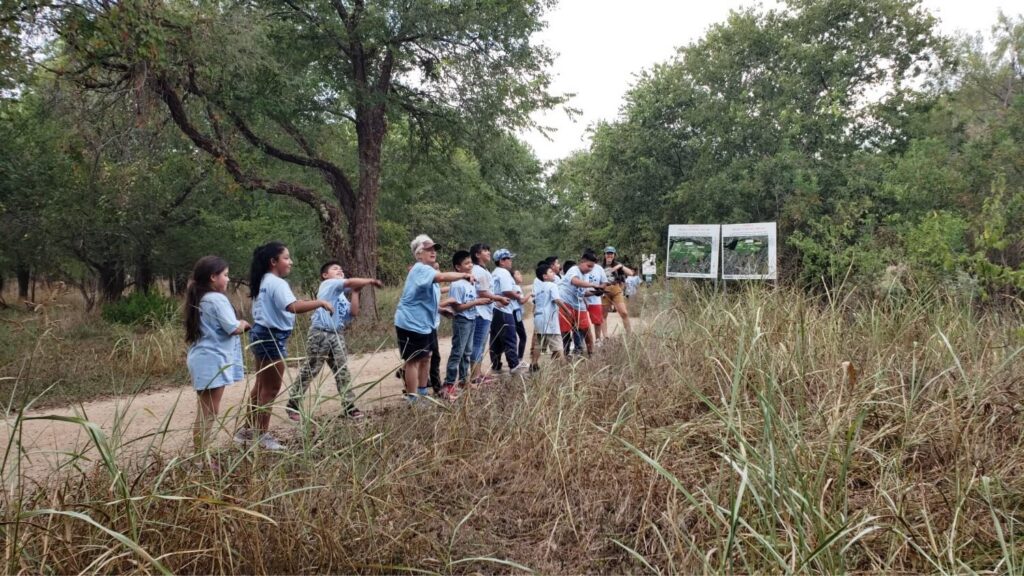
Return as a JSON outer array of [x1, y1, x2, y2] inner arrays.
[[5, 313, 630, 479]]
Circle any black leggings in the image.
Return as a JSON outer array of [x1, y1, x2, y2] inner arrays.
[[430, 333, 441, 393], [515, 317, 527, 361]]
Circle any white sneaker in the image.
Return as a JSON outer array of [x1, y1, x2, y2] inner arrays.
[[257, 433, 286, 451], [510, 364, 530, 375], [232, 427, 254, 446]]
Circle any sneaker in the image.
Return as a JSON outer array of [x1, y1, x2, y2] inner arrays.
[[345, 404, 365, 420], [257, 433, 286, 451], [440, 384, 459, 402], [285, 403, 302, 423], [510, 364, 530, 375], [529, 364, 541, 373], [404, 393, 420, 406], [232, 427, 254, 446]]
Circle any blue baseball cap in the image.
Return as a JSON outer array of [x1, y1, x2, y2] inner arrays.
[[494, 248, 516, 261], [604, 246, 617, 254]]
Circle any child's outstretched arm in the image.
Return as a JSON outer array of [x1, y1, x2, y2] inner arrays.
[[435, 271, 473, 283], [346, 278, 384, 291], [287, 299, 334, 315], [451, 297, 490, 312]]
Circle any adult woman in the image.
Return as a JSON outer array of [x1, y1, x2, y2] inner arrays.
[[601, 246, 635, 335], [394, 234, 473, 401]]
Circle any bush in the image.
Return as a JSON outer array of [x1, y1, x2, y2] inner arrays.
[[101, 291, 179, 327]]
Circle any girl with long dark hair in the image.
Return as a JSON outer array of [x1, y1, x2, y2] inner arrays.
[[185, 256, 250, 460], [238, 242, 333, 450]]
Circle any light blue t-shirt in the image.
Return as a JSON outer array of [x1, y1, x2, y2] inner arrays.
[[510, 283, 524, 312], [252, 273, 297, 330], [471, 264, 494, 321], [558, 266, 587, 311], [625, 275, 641, 297], [586, 265, 607, 306], [491, 267, 515, 314], [450, 279, 479, 320], [187, 292, 244, 390], [310, 278, 353, 331], [532, 279, 561, 335], [394, 262, 440, 334]]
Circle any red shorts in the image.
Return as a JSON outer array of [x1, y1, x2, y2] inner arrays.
[[587, 304, 604, 326], [558, 303, 591, 333]]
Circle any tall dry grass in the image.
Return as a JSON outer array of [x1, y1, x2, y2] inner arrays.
[[3, 283, 1024, 574]]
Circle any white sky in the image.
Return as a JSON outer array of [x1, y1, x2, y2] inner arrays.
[[520, 0, 1015, 164]]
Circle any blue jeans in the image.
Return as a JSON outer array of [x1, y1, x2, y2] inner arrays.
[[471, 316, 491, 363], [490, 311, 520, 369], [250, 324, 292, 361], [444, 316, 476, 385]]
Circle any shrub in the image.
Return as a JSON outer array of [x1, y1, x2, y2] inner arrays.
[[101, 291, 179, 327]]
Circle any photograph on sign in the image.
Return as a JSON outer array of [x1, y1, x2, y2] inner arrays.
[[666, 225, 719, 278], [721, 222, 777, 280]]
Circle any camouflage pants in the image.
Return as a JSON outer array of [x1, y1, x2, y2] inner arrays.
[[287, 328, 354, 411]]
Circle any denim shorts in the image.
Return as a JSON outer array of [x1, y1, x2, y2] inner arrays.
[[250, 324, 292, 361]]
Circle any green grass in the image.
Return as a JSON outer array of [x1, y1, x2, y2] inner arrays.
[[0, 303, 185, 409], [3, 283, 1023, 573]]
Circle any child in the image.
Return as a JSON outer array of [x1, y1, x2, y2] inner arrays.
[[443, 250, 491, 397], [585, 256, 608, 346], [529, 262, 563, 371], [558, 253, 603, 357], [490, 248, 527, 374], [511, 269, 531, 362], [185, 256, 250, 460], [560, 259, 584, 355], [285, 261, 382, 422], [238, 241, 333, 451]]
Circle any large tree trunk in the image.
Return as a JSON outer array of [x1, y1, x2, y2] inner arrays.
[[135, 253, 155, 294], [98, 263, 126, 302], [348, 111, 386, 318], [16, 262, 30, 300]]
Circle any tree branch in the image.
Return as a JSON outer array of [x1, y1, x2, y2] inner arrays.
[[154, 75, 329, 212]]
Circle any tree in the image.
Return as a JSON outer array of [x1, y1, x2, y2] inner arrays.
[[570, 0, 949, 282], [47, 0, 562, 312]]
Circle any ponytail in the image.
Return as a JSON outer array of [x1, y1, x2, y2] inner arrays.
[[249, 241, 287, 300], [184, 255, 229, 344]]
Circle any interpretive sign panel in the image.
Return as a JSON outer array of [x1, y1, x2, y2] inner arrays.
[[721, 222, 777, 280], [666, 225, 720, 279]]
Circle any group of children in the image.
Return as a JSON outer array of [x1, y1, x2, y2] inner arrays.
[[184, 242, 381, 453], [183, 236, 637, 454], [393, 235, 637, 403]]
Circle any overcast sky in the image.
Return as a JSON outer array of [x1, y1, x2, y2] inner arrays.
[[520, 0, 1015, 164]]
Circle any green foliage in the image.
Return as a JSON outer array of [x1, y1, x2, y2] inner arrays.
[[905, 211, 968, 277], [560, 2, 1024, 294], [100, 292, 178, 327]]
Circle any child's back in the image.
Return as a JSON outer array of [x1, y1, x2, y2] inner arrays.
[[533, 278, 560, 335]]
